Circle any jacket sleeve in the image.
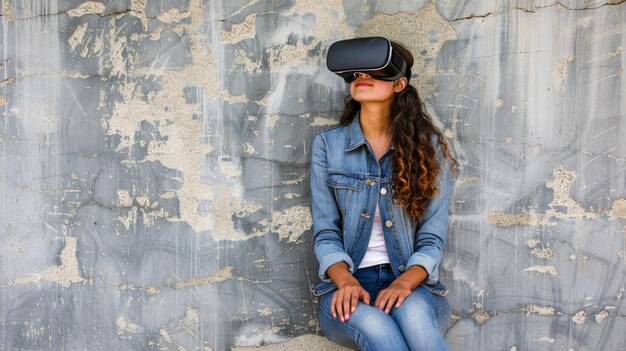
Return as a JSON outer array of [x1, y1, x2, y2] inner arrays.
[[310, 133, 355, 282], [406, 157, 453, 285]]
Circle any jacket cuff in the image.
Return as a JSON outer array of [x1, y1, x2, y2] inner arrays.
[[407, 253, 439, 285], [318, 253, 355, 283]]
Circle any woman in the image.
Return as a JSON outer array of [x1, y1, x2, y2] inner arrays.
[[310, 38, 456, 351]]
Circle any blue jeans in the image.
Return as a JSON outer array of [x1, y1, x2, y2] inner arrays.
[[318, 264, 451, 351]]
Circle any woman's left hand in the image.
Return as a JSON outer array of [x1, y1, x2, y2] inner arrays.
[[374, 265, 428, 313], [374, 280, 412, 313]]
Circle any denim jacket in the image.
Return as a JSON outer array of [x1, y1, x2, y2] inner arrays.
[[310, 115, 452, 297]]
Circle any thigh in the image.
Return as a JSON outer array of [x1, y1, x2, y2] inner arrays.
[[390, 286, 451, 351], [319, 291, 409, 351]]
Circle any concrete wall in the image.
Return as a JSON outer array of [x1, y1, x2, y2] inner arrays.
[[1, 0, 624, 350]]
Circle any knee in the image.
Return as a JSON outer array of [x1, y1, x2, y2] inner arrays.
[[319, 302, 409, 351], [349, 309, 409, 351], [391, 289, 450, 350], [352, 310, 397, 337], [392, 288, 442, 329]]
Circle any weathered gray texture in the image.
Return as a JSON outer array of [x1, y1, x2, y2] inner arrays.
[[1, 0, 624, 350]]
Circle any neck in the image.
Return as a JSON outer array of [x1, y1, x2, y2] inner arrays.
[[359, 103, 390, 138]]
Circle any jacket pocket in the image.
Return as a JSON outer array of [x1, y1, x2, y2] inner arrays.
[[324, 171, 364, 215], [324, 171, 364, 192]]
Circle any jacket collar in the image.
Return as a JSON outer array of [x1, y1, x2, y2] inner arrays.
[[345, 111, 395, 152], [345, 112, 367, 151]]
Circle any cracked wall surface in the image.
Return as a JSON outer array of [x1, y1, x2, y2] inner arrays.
[[1, 0, 625, 350]]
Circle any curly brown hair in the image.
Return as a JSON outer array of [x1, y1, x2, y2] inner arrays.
[[339, 41, 456, 220]]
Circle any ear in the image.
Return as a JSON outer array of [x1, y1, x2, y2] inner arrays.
[[394, 77, 408, 92]]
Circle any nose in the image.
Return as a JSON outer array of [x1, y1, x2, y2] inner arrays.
[[353, 72, 372, 80]]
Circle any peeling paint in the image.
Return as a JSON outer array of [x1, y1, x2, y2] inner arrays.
[[0, 94, 7, 105], [524, 304, 555, 316], [116, 189, 133, 207], [471, 311, 489, 325], [457, 176, 480, 184], [116, 314, 142, 335], [251, 205, 313, 243], [157, 8, 190, 24], [281, 173, 306, 185], [9, 237, 85, 288], [116, 206, 138, 231], [105, 1, 254, 235], [68, 23, 88, 52], [160, 328, 172, 343], [487, 211, 540, 227], [538, 336, 555, 343], [284, 0, 352, 41], [487, 167, 599, 227], [609, 198, 626, 219], [523, 265, 558, 277], [233, 49, 262, 72], [530, 246, 554, 259], [2, 0, 14, 20], [257, 307, 272, 316], [310, 116, 339, 127], [219, 158, 243, 177], [67, 1, 106, 17], [174, 266, 234, 289], [221, 14, 256, 43], [212, 186, 264, 241], [557, 54, 575, 84], [572, 310, 587, 325], [526, 239, 539, 248], [185, 307, 199, 324], [595, 310, 609, 324], [243, 142, 256, 155], [128, 0, 150, 30]]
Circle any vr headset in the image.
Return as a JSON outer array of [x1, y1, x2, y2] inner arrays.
[[326, 37, 411, 83]]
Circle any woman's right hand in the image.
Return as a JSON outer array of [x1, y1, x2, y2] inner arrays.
[[331, 278, 371, 322]]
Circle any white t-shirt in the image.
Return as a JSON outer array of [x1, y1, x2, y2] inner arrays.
[[358, 205, 391, 269]]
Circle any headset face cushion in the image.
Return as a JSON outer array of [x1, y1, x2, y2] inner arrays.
[[326, 37, 407, 82]]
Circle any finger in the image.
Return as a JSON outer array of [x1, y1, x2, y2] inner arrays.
[[343, 292, 352, 320], [335, 291, 345, 322], [361, 290, 371, 306], [374, 289, 385, 308], [375, 291, 389, 310], [395, 295, 406, 308], [350, 290, 359, 312], [330, 293, 338, 319], [385, 295, 398, 314]]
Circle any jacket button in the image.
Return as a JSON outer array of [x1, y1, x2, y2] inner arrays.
[[380, 188, 388, 195], [398, 265, 406, 272], [384, 220, 393, 228]]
